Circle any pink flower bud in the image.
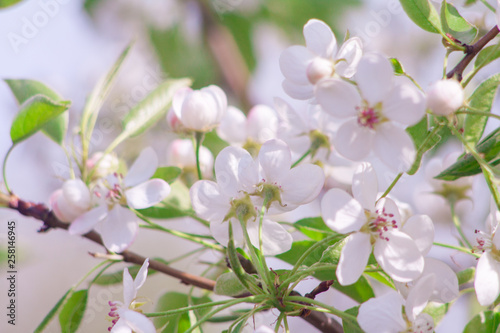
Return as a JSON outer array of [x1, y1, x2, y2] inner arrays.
[[426, 79, 464, 116], [167, 139, 214, 178], [306, 57, 334, 84], [50, 179, 91, 222], [86, 152, 119, 179]]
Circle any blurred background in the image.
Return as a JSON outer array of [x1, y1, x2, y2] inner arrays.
[[0, 0, 499, 332]]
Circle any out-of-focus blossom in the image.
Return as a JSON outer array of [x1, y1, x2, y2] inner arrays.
[[167, 139, 214, 178], [172, 85, 227, 132], [69, 148, 171, 252], [316, 53, 426, 172], [86, 152, 120, 179], [50, 179, 92, 223], [279, 19, 362, 100], [321, 162, 426, 285], [108, 259, 155, 333], [426, 79, 464, 116]]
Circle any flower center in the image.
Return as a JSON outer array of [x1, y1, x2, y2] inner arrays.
[[107, 301, 121, 331], [365, 207, 397, 242], [473, 230, 500, 260], [405, 313, 434, 333], [357, 106, 382, 129], [224, 193, 258, 223], [306, 57, 334, 84], [253, 179, 285, 210], [97, 173, 128, 208]]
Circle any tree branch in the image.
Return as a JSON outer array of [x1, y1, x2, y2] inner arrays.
[[446, 26, 499, 81], [8, 194, 343, 333]]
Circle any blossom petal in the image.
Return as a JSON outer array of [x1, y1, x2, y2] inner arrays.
[[335, 37, 363, 78], [303, 19, 337, 58], [279, 45, 314, 85], [315, 79, 360, 118], [321, 188, 366, 234], [337, 232, 372, 285], [125, 179, 171, 210], [334, 119, 374, 161], [101, 206, 139, 253], [172, 87, 193, 119], [374, 122, 415, 172], [210, 219, 245, 248], [282, 80, 314, 100], [384, 81, 426, 126], [217, 106, 247, 144], [474, 251, 500, 306], [493, 226, 500, 249], [122, 267, 135, 306], [247, 220, 293, 255], [352, 162, 378, 211], [422, 258, 459, 303], [134, 258, 150, 291], [203, 85, 227, 121], [374, 230, 424, 282], [402, 215, 434, 255], [124, 147, 159, 187], [120, 310, 156, 333], [190, 181, 229, 222], [358, 291, 406, 333], [111, 317, 133, 333], [405, 273, 435, 322], [215, 146, 256, 197], [68, 205, 108, 235], [258, 139, 291, 183], [281, 164, 325, 205], [355, 53, 394, 105], [247, 105, 278, 143], [377, 198, 401, 227]]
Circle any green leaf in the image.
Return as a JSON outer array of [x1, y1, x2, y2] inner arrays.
[[277, 239, 375, 303], [58, 289, 88, 333], [34, 289, 73, 333], [423, 302, 450, 326], [293, 217, 336, 241], [152, 166, 182, 184], [0, 0, 22, 8], [457, 267, 475, 285], [10, 95, 71, 144], [474, 45, 500, 71], [5, 79, 68, 145], [435, 127, 500, 180], [81, 42, 133, 142], [154, 292, 212, 333], [214, 272, 248, 297], [390, 58, 405, 76], [342, 306, 363, 333], [121, 78, 191, 138], [399, 0, 442, 34], [464, 74, 500, 145], [440, 2, 477, 44], [464, 311, 500, 333], [138, 180, 192, 219]]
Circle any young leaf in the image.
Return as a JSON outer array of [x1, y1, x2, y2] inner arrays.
[[440, 2, 478, 44], [80, 42, 133, 141], [10, 95, 71, 144], [5, 79, 68, 145], [293, 217, 336, 241], [435, 127, 500, 180], [151, 166, 182, 184], [399, 0, 443, 34], [121, 78, 191, 138], [0, 0, 22, 8], [457, 267, 475, 285], [406, 116, 442, 175], [154, 292, 212, 333], [34, 289, 73, 333], [342, 306, 363, 333], [214, 272, 248, 297], [423, 302, 450, 326], [463, 311, 500, 333], [474, 45, 500, 71], [390, 58, 405, 76], [58, 289, 88, 333], [464, 74, 500, 145]]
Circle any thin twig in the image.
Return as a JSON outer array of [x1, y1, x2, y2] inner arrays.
[[446, 26, 499, 81]]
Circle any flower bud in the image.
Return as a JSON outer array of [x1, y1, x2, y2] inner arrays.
[[167, 139, 214, 178], [86, 152, 119, 179], [306, 57, 334, 84], [247, 105, 278, 143], [50, 179, 91, 222], [426, 79, 464, 116], [172, 85, 227, 132]]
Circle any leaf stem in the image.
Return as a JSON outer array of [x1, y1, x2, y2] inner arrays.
[[194, 132, 205, 180], [2, 145, 15, 193], [450, 201, 472, 249], [433, 242, 479, 258], [378, 172, 402, 201], [456, 109, 500, 122], [285, 296, 358, 322], [291, 149, 312, 168]]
